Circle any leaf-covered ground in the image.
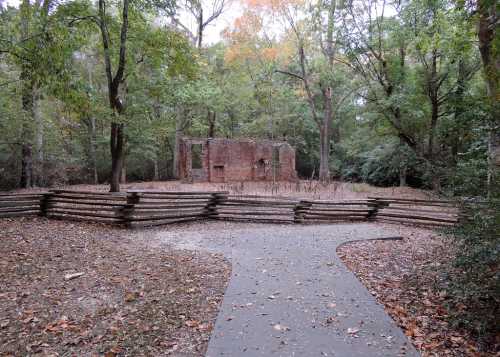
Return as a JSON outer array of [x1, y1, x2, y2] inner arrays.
[[337, 226, 497, 357], [0, 217, 231, 356]]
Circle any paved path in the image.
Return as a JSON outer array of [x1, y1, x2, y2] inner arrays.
[[153, 223, 419, 357]]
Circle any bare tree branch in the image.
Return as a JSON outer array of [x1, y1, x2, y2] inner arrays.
[[274, 69, 304, 81]]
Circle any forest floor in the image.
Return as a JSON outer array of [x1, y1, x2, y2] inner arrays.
[[2, 181, 494, 356], [337, 224, 497, 357], [0, 217, 230, 356]]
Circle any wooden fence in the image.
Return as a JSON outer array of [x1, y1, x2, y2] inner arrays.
[[45, 190, 127, 224], [0, 192, 47, 218], [296, 199, 376, 224], [123, 191, 221, 228], [212, 194, 298, 224], [369, 196, 460, 226], [0, 190, 468, 227]]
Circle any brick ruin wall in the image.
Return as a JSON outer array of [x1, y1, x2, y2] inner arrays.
[[179, 138, 297, 183]]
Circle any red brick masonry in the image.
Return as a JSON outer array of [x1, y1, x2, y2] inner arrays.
[[179, 137, 297, 183]]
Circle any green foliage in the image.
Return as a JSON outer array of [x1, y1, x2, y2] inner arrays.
[[360, 145, 403, 186], [0, 0, 496, 352], [336, 141, 423, 187], [447, 141, 489, 196], [0, 0, 494, 196], [448, 199, 500, 343]]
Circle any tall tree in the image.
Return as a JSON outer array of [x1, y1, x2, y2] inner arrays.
[[96, 0, 129, 192], [408, 0, 478, 162], [18, 0, 52, 187], [1, 0, 79, 187], [270, 0, 346, 182], [476, 0, 499, 195], [343, 0, 420, 185]]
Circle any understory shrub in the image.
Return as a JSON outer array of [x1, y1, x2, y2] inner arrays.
[[339, 143, 423, 187], [448, 199, 500, 348], [446, 142, 488, 196]]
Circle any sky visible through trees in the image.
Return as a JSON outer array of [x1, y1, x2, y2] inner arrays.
[[0, 0, 498, 195]]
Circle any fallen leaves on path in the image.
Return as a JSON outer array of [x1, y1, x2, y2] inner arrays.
[[0, 217, 230, 356], [337, 225, 496, 357]]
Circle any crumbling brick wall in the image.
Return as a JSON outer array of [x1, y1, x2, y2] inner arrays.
[[179, 138, 297, 183]]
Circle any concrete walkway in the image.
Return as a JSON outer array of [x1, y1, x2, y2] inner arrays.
[[153, 223, 419, 357]]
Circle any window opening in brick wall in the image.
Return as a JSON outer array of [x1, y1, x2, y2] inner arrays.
[[191, 144, 203, 169], [214, 165, 224, 177]]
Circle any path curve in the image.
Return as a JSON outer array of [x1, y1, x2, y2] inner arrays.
[[148, 222, 419, 357]]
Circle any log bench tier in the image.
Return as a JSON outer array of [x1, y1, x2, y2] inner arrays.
[[0, 190, 474, 228]]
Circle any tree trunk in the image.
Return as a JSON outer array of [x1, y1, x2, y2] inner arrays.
[[165, 135, 173, 178], [318, 87, 332, 184], [153, 156, 159, 181], [98, 0, 129, 192], [85, 58, 98, 184], [173, 107, 184, 179], [399, 138, 407, 187], [331, 116, 340, 144], [20, 77, 34, 188], [325, 0, 336, 67], [477, 0, 500, 196], [34, 90, 44, 186], [320, 0, 336, 182], [427, 97, 438, 158], [197, 10, 203, 49], [17, 0, 53, 188], [19, 0, 33, 188], [451, 59, 466, 164], [427, 49, 439, 159], [207, 110, 216, 137], [110, 122, 124, 192], [120, 159, 126, 184], [20, 144, 33, 188], [318, 127, 330, 183], [87, 116, 98, 184], [393, 107, 419, 187], [399, 166, 407, 187]]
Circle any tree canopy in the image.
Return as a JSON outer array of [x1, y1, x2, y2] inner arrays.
[[0, 0, 498, 197]]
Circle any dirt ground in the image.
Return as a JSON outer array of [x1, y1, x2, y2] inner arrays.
[[8, 180, 438, 201], [0, 217, 230, 356], [337, 225, 497, 357]]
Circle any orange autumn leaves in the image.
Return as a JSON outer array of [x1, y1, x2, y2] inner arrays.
[[224, 42, 290, 64], [223, 10, 263, 45], [223, 4, 295, 66]]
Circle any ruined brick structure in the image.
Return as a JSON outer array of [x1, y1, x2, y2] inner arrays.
[[179, 137, 297, 183]]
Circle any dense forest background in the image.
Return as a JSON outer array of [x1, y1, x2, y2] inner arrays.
[[0, 0, 498, 349], [0, 0, 498, 195]]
